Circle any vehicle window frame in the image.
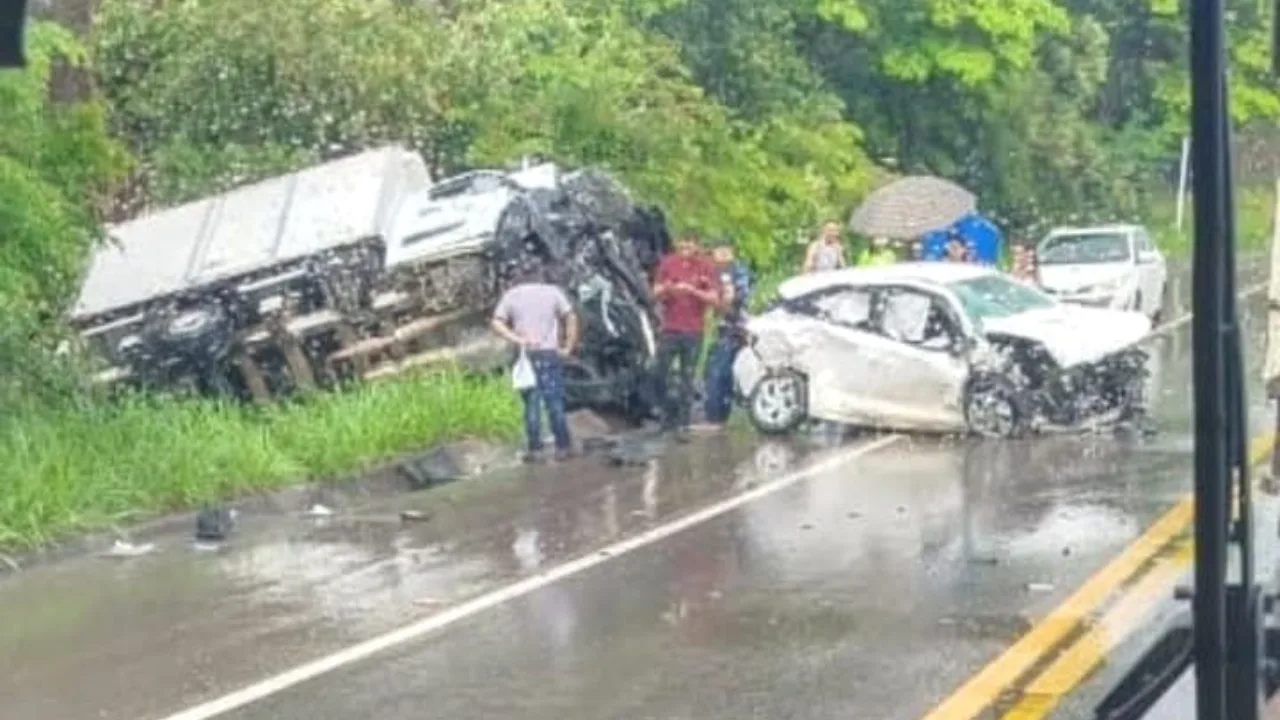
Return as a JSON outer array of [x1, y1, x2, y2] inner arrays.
[[1038, 231, 1135, 265], [870, 284, 964, 352], [787, 284, 876, 331]]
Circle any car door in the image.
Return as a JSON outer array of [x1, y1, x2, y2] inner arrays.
[[861, 286, 971, 432], [788, 286, 888, 426]]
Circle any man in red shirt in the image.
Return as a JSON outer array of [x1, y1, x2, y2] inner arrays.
[[653, 231, 719, 434]]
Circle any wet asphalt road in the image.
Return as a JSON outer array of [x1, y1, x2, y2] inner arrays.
[[0, 285, 1271, 720]]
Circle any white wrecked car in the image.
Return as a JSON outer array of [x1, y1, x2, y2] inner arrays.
[[733, 263, 1152, 437]]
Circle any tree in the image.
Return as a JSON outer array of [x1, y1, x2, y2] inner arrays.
[[0, 20, 129, 408], [92, 0, 876, 267]]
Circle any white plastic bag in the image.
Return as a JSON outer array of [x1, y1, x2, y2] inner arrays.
[[512, 349, 537, 390]]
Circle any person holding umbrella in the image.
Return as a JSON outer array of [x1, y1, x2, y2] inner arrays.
[[944, 231, 972, 262], [858, 236, 898, 266]]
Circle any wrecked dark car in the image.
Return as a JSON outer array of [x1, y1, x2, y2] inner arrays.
[[732, 263, 1153, 437], [69, 145, 669, 419]]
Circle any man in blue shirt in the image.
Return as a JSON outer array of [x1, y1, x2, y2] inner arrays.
[[700, 239, 752, 429]]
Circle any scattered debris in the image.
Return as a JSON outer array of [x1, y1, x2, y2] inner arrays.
[[412, 596, 446, 607], [400, 510, 431, 523], [400, 440, 507, 489], [581, 436, 619, 454], [1026, 582, 1055, 593], [305, 504, 334, 518], [104, 540, 155, 558], [195, 506, 237, 541], [606, 435, 665, 466]]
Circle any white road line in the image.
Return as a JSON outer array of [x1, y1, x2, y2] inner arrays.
[[1147, 281, 1266, 337], [155, 434, 905, 720], [149, 279, 1267, 720]]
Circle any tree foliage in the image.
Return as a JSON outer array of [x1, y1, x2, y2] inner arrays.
[[0, 21, 129, 408], [0, 0, 1275, 354], [91, 0, 876, 267]]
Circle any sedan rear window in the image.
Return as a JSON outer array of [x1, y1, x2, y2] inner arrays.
[[948, 275, 1056, 324]]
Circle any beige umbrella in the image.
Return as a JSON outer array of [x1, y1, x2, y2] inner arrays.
[[848, 175, 977, 240]]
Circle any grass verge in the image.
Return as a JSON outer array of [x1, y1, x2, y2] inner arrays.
[[0, 369, 519, 551]]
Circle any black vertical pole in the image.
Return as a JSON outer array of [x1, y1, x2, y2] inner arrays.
[[1189, 0, 1230, 717], [1219, 63, 1265, 720]]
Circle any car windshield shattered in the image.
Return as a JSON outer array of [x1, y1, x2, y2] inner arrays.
[[1037, 232, 1131, 264], [948, 274, 1056, 324]]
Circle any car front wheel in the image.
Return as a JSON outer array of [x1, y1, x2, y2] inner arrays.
[[747, 369, 808, 435], [964, 376, 1026, 439]]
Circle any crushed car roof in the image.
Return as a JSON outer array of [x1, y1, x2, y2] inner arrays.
[[777, 262, 996, 299], [72, 145, 430, 321]]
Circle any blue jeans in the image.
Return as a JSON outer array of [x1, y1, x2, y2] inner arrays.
[[703, 334, 740, 424], [520, 351, 572, 452]]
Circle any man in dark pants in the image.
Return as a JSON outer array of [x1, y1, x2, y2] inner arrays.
[[699, 240, 751, 430], [491, 265, 579, 462], [652, 231, 718, 436]]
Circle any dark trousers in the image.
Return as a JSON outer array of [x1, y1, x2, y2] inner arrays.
[[655, 331, 701, 430], [702, 333, 740, 424], [521, 350, 571, 452]]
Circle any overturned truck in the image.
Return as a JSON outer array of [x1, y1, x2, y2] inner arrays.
[[71, 145, 670, 420]]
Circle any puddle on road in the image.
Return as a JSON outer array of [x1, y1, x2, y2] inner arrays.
[[937, 613, 1034, 643]]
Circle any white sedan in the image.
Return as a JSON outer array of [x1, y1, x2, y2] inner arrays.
[[733, 263, 1153, 437], [1035, 224, 1168, 321]]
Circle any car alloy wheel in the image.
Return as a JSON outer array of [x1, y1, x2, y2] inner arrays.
[[748, 370, 807, 435], [965, 378, 1023, 438]]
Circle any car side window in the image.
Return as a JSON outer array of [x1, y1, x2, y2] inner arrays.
[[1135, 230, 1153, 254], [811, 288, 873, 329], [876, 288, 958, 350]]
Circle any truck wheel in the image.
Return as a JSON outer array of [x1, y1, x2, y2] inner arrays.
[[166, 305, 222, 341], [747, 369, 807, 435], [1152, 282, 1168, 324]]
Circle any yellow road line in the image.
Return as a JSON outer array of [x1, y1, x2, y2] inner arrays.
[[919, 498, 1192, 720], [998, 539, 1194, 720], [920, 430, 1277, 720]]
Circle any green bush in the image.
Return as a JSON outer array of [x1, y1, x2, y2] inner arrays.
[[0, 371, 519, 550]]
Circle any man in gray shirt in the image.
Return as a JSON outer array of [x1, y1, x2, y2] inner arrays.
[[490, 265, 579, 461]]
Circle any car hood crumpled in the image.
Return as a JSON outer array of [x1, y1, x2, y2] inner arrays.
[[982, 304, 1151, 368]]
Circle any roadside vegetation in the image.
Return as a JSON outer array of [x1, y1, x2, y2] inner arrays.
[[4, 0, 1280, 550]]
